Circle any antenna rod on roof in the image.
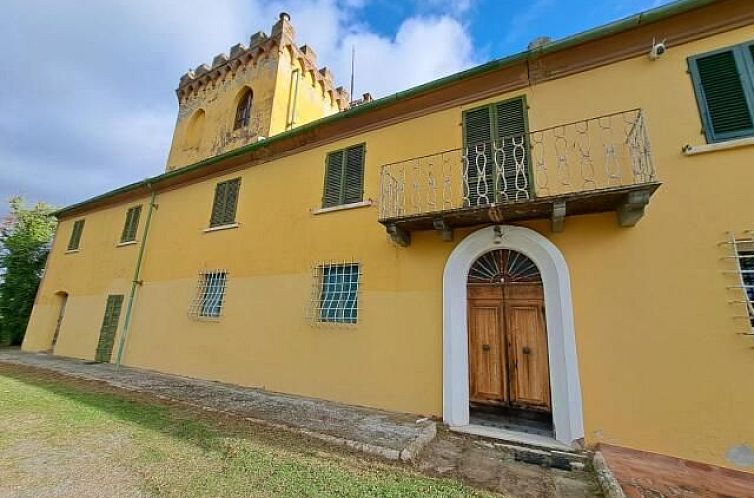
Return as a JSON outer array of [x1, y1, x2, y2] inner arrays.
[[350, 45, 355, 99]]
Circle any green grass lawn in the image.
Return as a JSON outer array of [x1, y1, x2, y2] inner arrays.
[[0, 365, 498, 498]]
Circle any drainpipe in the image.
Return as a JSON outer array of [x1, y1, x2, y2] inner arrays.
[[287, 68, 300, 130], [115, 185, 157, 369]]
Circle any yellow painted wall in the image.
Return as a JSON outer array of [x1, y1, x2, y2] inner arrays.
[[24, 25, 754, 470], [24, 200, 147, 359], [270, 46, 341, 134]]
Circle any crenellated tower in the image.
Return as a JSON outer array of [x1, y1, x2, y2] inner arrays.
[[165, 13, 351, 171]]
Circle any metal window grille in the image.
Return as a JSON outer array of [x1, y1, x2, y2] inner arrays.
[[309, 262, 361, 325], [727, 233, 754, 334], [189, 270, 228, 320]]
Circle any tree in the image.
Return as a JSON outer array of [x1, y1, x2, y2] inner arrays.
[[0, 197, 56, 346]]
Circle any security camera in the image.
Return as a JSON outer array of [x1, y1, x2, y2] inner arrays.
[[649, 39, 667, 60]]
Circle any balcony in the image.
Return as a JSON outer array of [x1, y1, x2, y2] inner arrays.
[[378, 109, 659, 246]]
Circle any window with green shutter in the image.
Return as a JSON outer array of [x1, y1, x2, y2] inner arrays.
[[120, 205, 142, 243], [209, 178, 241, 227], [95, 294, 124, 363], [322, 144, 365, 208], [688, 41, 754, 143], [67, 219, 85, 251], [462, 96, 530, 206]]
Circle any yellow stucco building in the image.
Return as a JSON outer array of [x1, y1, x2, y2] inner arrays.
[[23, 0, 754, 471]]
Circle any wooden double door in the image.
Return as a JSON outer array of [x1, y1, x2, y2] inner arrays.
[[468, 283, 551, 412]]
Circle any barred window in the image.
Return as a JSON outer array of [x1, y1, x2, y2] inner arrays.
[[310, 263, 361, 324], [739, 251, 754, 316], [727, 233, 754, 333], [189, 270, 227, 319], [735, 248, 754, 328]]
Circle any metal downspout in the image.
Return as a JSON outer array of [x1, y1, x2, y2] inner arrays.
[[115, 186, 156, 369], [287, 68, 300, 130]]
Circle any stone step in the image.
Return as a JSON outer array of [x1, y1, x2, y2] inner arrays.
[[468, 437, 591, 472]]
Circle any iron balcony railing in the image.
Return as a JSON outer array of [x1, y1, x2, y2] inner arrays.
[[379, 109, 656, 221]]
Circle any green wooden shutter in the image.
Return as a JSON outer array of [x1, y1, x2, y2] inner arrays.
[[463, 106, 494, 207], [322, 151, 345, 207], [223, 179, 240, 224], [691, 47, 754, 142], [343, 144, 365, 204], [495, 98, 530, 201], [209, 179, 240, 227], [463, 97, 529, 205], [322, 144, 365, 207], [67, 219, 85, 251], [120, 206, 141, 243], [95, 294, 124, 363]]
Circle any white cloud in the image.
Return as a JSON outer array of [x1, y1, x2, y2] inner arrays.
[[0, 0, 478, 212], [341, 16, 475, 97]]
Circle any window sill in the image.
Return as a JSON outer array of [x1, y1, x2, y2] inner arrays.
[[116, 240, 138, 247], [203, 223, 239, 233], [311, 200, 373, 215], [682, 136, 754, 156], [64, 249, 80, 255]]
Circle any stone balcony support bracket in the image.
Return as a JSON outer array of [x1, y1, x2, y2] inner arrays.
[[616, 189, 651, 227], [433, 218, 454, 241], [551, 200, 566, 233], [387, 224, 411, 247]]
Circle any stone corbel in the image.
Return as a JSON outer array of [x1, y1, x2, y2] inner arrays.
[[433, 218, 453, 241], [387, 224, 411, 247], [617, 190, 651, 227], [551, 200, 566, 232]]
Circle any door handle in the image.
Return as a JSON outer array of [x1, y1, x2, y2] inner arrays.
[[482, 344, 491, 351], [522, 346, 531, 355]]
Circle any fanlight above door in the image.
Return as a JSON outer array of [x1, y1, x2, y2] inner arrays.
[[467, 249, 541, 284]]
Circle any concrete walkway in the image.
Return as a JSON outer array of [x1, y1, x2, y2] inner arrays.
[[0, 349, 605, 497], [0, 349, 435, 461]]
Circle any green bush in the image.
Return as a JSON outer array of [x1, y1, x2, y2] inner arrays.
[[0, 197, 56, 346]]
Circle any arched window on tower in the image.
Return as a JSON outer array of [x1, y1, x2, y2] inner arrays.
[[234, 88, 253, 130], [185, 109, 205, 149]]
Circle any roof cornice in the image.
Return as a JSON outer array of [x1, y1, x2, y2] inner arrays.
[[55, 0, 750, 218]]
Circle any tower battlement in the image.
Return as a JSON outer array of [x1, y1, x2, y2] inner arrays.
[[175, 14, 350, 111]]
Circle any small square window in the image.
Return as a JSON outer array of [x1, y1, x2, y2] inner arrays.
[[189, 270, 228, 319], [310, 263, 361, 324]]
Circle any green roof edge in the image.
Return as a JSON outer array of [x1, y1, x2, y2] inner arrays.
[[54, 0, 713, 218]]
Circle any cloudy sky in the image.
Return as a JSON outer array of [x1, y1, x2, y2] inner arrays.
[[0, 0, 671, 214]]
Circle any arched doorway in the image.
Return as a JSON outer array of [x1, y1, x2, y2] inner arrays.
[[50, 291, 68, 351], [443, 225, 584, 447], [467, 249, 552, 435]]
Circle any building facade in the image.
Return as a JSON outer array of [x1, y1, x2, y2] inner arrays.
[[22, 0, 754, 471]]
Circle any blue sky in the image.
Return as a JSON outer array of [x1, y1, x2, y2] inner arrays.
[[358, 0, 667, 61], [0, 0, 672, 214]]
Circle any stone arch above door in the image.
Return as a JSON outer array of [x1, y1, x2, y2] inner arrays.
[[442, 225, 584, 446]]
